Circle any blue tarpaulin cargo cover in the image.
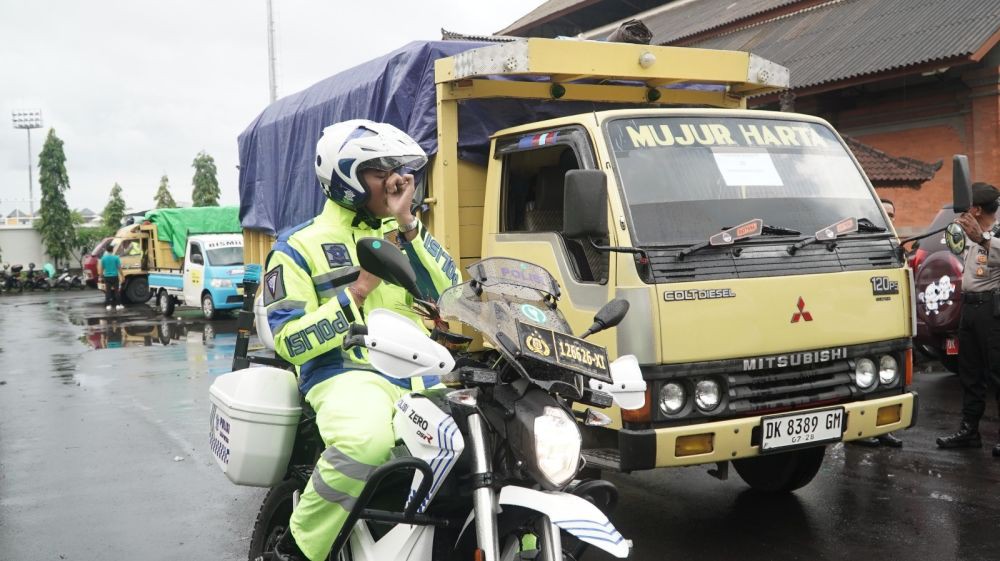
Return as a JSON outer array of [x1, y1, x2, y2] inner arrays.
[[237, 40, 721, 235], [238, 40, 624, 236]]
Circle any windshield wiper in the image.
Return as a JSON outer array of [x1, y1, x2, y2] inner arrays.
[[677, 219, 801, 260], [787, 217, 886, 254]]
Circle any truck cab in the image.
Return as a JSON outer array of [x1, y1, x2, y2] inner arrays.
[[151, 234, 245, 319], [484, 109, 914, 490]]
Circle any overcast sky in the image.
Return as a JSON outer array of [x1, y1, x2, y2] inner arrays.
[[0, 0, 544, 217]]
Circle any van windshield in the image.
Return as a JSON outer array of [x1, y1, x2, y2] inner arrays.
[[605, 116, 889, 245], [206, 247, 244, 267]]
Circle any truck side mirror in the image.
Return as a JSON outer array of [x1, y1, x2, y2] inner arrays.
[[191, 253, 204, 265], [563, 170, 609, 239], [953, 154, 972, 213]]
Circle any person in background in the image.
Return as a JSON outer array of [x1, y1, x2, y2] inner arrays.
[[98, 245, 124, 311], [852, 197, 904, 447], [937, 182, 1000, 456]]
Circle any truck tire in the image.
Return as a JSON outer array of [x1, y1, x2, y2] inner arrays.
[[159, 290, 175, 317], [202, 292, 217, 320], [733, 445, 826, 493], [122, 277, 151, 305]]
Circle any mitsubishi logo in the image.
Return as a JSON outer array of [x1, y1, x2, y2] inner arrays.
[[791, 297, 813, 323]]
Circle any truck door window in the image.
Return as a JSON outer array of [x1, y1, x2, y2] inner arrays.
[[497, 129, 607, 283], [189, 243, 203, 266]]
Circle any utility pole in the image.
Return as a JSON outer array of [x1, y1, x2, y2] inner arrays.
[[266, 0, 277, 103], [11, 109, 43, 217]]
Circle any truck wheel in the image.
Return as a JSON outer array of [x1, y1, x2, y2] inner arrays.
[[159, 291, 175, 317], [939, 355, 960, 375], [202, 293, 217, 320], [733, 445, 826, 493], [123, 277, 150, 305]]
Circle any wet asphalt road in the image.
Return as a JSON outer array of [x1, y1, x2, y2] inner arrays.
[[2, 291, 1000, 561]]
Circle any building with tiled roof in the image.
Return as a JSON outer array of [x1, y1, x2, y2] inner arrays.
[[500, 0, 1000, 229]]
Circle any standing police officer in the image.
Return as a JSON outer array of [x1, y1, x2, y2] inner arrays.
[[263, 120, 459, 561], [937, 182, 1000, 455]]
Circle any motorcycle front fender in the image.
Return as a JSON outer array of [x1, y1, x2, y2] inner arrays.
[[498, 486, 630, 559]]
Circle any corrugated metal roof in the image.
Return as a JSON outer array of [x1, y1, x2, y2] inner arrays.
[[672, 0, 1000, 90], [586, 0, 800, 43], [844, 136, 942, 184], [498, 0, 598, 35]]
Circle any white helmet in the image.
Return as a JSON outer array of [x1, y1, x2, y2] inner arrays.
[[314, 120, 428, 212]]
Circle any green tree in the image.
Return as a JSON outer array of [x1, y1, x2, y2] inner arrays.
[[154, 174, 177, 208], [36, 128, 75, 267], [191, 151, 220, 207], [102, 182, 127, 231]]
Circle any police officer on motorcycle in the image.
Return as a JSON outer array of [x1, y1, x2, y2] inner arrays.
[[262, 120, 459, 561]]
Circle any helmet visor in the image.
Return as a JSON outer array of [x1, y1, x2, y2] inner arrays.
[[359, 154, 428, 174]]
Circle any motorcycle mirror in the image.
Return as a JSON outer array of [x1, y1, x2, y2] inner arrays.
[[953, 154, 972, 213], [356, 238, 422, 300], [944, 222, 967, 255], [580, 298, 630, 338]]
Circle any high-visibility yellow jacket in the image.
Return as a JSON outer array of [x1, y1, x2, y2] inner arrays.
[[264, 201, 459, 394]]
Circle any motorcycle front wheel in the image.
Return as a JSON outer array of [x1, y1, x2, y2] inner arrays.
[[248, 478, 354, 561]]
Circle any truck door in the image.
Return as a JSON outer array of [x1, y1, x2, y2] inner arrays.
[[485, 126, 616, 348], [184, 241, 205, 306]]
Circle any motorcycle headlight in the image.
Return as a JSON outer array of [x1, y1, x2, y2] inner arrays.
[[855, 358, 877, 389], [533, 406, 581, 488], [879, 355, 899, 385], [506, 390, 582, 490], [659, 382, 686, 415], [210, 279, 233, 288], [694, 379, 721, 411]]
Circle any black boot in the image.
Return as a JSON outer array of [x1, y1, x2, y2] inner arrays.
[[936, 422, 982, 449], [993, 443, 1000, 458], [877, 432, 904, 448], [273, 528, 307, 561]]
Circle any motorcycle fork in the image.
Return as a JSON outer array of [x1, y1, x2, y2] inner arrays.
[[467, 413, 500, 561]]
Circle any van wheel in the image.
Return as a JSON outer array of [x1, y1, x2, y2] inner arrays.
[[159, 291, 175, 317], [733, 446, 826, 493], [202, 293, 217, 320]]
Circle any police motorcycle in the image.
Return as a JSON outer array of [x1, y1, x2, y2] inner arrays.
[[212, 239, 646, 561]]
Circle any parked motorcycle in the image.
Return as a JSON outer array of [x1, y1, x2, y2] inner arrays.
[[24, 263, 51, 292], [2, 264, 25, 293], [54, 268, 86, 290], [212, 240, 646, 561]]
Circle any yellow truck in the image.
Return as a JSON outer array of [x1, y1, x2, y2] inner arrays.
[[238, 38, 916, 492]]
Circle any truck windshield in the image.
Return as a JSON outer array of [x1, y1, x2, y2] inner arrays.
[[605, 116, 889, 246], [206, 247, 243, 267]]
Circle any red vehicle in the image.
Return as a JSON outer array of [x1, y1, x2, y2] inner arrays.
[[82, 237, 114, 288], [911, 206, 963, 372]]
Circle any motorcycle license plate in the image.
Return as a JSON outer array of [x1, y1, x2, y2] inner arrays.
[[515, 320, 612, 382], [759, 407, 845, 453], [945, 338, 959, 355]]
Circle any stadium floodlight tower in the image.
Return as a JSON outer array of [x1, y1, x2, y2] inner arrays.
[[11, 109, 43, 217]]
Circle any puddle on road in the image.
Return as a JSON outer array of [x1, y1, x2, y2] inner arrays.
[[69, 304, 239, 351]]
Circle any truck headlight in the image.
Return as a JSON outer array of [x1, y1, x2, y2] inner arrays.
[[879, 355, 899, 385], [855, 358, 877, 389], [694, 379, 721, 411], [659, 382, 686, 415], [210, 279, 233, 288], [533, 406, 581, 488]]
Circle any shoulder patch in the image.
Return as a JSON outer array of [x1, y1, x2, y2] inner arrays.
[[322, 243, 352, 268], [263, 265, 287, 305]]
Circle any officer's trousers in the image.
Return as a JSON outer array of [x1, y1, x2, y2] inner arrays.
[[289, 371, 410, 561], [957, 300, 1000, 425]]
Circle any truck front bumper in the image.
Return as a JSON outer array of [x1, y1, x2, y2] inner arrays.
[[619, 392, 917, 471]]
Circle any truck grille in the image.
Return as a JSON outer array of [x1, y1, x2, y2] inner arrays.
[[644, 238, 901, 284], [725, 361, 854, 415]]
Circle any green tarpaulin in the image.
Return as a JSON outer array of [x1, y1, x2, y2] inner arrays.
[[144, 206, 241, 259]]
